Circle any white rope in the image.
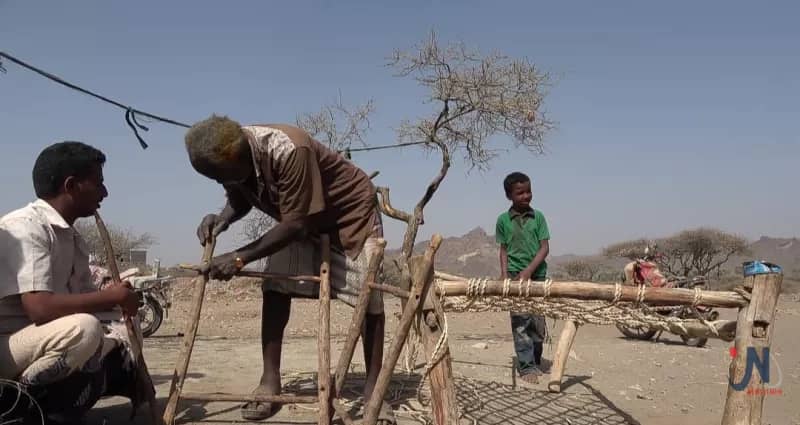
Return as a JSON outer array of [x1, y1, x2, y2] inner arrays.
[[416, 309, 449, 402], [543, 278, 552, 300], [692, 287, 702, 307], [636, 284, 646, 305], [613, 283, 623, 304], [502, 278, 510, 297]]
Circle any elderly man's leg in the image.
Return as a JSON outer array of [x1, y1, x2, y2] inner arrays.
[[362, 312, 385, 398], [242, 290, 292, 420]]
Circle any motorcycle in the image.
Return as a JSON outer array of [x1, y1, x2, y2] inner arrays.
[[128, 260, 175, 337], [91, 260, 175, 338], [615, 247, 719, 347]]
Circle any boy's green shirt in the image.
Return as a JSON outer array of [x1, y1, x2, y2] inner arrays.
[[496, 207, 550, 278]]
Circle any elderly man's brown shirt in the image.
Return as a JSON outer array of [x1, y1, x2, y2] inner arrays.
[[226, 124, 377, 259]]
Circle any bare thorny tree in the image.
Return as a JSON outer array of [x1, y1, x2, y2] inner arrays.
[[371, 31, 553, 423], [378, 30, 553, 272]]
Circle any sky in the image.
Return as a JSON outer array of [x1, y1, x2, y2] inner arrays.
[[1, 1, 798, 266]]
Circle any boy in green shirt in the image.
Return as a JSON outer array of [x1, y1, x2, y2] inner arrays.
[[495, 172, 550, 383]]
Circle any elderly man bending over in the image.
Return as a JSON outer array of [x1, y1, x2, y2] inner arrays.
[[184, 115, 394, 423]]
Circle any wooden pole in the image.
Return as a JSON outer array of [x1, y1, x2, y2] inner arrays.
[[435, 279, 747, 308], [419, 300, 460, 425], [162, 238, 216, 425], [179, 393, 317, 404], [93, 212, 160, 425], [721, 271, 783, 425], [547, 320, 578, 393], [318, 235, 332, 425], [333, 240, 386, 396], [362, 235, 442, 425]]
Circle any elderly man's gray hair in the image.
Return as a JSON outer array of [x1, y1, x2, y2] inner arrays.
[[184, 114, 247, 168]]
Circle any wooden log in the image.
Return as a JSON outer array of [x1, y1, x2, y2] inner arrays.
[[435, 280, 747, 308], [721, 272, 783, 425], [162, 238, 216, 425], [318, 235, 332, 425], [333, 240, 386, 397], [179, 393, 318, 403], [419, 289, 460, 425], [548, 320, 578, 393], [369, 282, 410, 299], [362, 235, 442, 425], [93, 212, 160, 425]]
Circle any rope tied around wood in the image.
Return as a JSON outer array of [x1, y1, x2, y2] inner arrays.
[[436, 276, 732, 336]]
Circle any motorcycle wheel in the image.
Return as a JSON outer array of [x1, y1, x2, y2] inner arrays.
[[680, 334, 708, 348], [616, 323, 657, 340], [138, 296, 164, 338], [677, 308, 714, 348]]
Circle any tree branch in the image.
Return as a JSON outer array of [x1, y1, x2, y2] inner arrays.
[[376, 186, 412, 223]]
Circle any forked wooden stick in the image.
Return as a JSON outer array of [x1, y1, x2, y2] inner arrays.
[[162, 236, 216, 425], [93, 212, 160, 424]]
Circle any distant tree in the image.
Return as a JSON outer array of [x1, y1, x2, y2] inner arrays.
[[657, 228, 750, 278], [603, 228, 750, 279], [562, 259, 602, 281], [74, 218, 156, 265]]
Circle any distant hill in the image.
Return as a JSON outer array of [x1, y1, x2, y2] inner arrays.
[[386, 229, 800, 290]]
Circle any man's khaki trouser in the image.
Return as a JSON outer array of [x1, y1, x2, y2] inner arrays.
[[0, 313, 113, 386]]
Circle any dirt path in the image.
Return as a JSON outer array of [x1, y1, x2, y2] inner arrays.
[[89, 280, 800, 425]]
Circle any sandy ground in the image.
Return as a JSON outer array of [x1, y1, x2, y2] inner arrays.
[[87, 279, 800, 425]]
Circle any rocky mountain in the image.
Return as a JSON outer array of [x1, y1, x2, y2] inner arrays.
[[387, 229, 800, 284]]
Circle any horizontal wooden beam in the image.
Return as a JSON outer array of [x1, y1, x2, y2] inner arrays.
[[179, 264, 320, 282], [435, 279, 748, 309], [179, 392, 318, 404]]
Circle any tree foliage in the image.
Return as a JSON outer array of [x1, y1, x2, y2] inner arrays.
[[389, 30, 553, 171], [603, 228, 750, 279], [562, 259, 602, 281], [74, 218, 156, 265]]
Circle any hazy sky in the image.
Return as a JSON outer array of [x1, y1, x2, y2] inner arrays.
[[1, 1, 798, 266]]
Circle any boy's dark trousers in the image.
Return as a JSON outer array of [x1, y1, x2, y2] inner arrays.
[[508, 273, 546, 376]]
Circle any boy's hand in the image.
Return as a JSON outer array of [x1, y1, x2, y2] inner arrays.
[[517, 269, 533, 282]]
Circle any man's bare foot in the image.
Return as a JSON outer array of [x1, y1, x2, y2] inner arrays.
[[241, 382, 282, 421]]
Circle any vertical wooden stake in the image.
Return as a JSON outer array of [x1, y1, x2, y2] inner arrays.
[[334, 239, 387, 397], [363, 235, 442, 425], [547, 320, 579, 393], [162, 238, 216, 425], [318, 235, 332, 425], [419, 296, 460, 425], [721, 271, 783, 425]]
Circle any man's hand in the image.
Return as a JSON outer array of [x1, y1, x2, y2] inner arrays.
[[517, 268, 533, 283], [206, 251, 242, 281], [197, 213, 229, 244], [108, 284, 140, 317]]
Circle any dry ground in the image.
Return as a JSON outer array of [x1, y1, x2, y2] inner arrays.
[[88, 278, 800, 425]]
